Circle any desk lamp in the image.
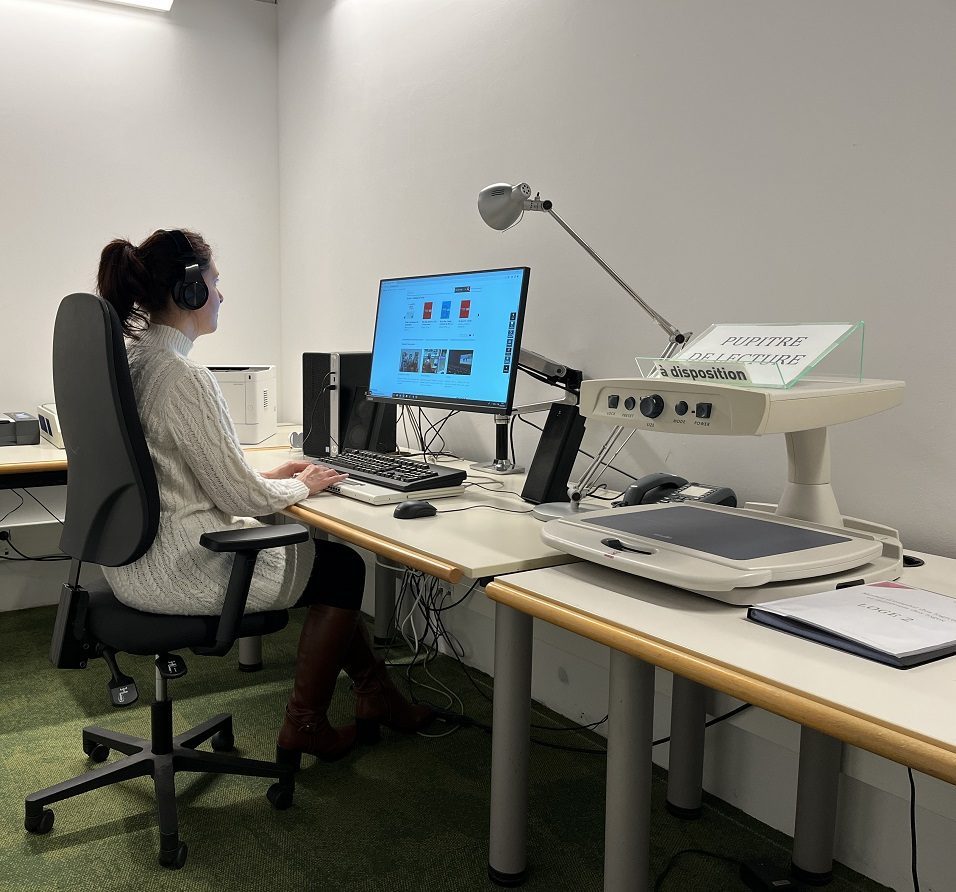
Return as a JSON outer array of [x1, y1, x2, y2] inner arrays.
[[477, 182, 693, 518]]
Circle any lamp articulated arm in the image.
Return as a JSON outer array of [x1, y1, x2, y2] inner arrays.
[[477, 182, 693, 358], [477, 181, 692, 507], [542, 205, 691, 357]]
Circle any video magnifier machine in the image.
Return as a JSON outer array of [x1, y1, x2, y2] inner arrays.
[[541, 376, 904, 605]]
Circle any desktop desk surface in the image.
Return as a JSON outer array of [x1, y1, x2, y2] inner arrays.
[[2, 433, 572, 583], [486, 551, 956, 785], [0, 425, 298, 476], [243, 449, 573, 584], [0, 440, 68, 475]]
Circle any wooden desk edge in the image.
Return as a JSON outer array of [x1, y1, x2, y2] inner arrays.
[[0, 460, 68, 475], [486, 578, 956, 786], [284, 505, 464, 585], [1, 442, 286, 474]]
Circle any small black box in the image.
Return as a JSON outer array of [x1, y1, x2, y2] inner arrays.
[[1, 412, 41, 446], [740, 859, 804, 891]]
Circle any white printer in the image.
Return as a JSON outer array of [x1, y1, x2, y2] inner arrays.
[[207, 365, 278, 444], [36, 403, 64, 448]]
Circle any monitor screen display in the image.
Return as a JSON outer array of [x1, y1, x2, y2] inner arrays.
[[367, 267, 529, 414]]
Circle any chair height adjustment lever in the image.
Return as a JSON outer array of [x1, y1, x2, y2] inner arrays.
[[99, 648, 139, 708], [155, 653, 188, 680]]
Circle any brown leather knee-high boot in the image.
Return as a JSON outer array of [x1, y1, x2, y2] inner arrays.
[[341, 620, 434, 744], [276, 605, 359, 767]]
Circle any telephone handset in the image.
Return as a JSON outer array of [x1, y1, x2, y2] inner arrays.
[[618, 473, 688, 506], [616, 472, 737, 508]]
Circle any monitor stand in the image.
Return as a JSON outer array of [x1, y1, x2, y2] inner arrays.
[[469, 414, 524, 476]]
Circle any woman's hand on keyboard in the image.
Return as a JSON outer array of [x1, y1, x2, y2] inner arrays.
[[293, 463, 349, 495], [261, 459, 313, 480]]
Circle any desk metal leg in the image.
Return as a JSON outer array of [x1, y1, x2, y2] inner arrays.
[[237, 636, 262, 672], [374, 558, 402, 645], [604, 650, 655, 892], [665, 676, 706, 819], [489, 604, 533, 887], [791, 727, 841, 884]]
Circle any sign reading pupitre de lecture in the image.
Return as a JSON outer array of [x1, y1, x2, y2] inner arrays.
[[643, 323, 859, 388]]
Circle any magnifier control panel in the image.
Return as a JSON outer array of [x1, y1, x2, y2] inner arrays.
[[579, 376, 905, 437], [583, 382, 757, 435]]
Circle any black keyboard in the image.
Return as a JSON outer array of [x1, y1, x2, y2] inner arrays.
[[315, 450, 467, 493]]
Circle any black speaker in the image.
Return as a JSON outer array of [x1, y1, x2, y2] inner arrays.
[[302, 352, 396, 458], [520, 403, 586, 505]]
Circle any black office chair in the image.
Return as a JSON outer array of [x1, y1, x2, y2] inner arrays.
[[24, 292, 307, 869]]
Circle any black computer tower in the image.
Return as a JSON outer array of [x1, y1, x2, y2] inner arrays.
[[302, 352, 397, 458]]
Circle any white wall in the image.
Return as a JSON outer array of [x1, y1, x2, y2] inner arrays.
[[0, 0, 282, 412], [277, 0, 956, 558], [2, 0, 953, 886], [280, 2, 956, 889]]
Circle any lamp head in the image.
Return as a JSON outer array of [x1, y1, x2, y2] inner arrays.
[[478, 182, 534, 231]]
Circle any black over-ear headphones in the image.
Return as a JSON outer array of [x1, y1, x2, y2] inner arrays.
[[164, 229, 209, 311]]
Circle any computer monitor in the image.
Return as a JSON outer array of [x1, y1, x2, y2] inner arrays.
[[367, 267, 529, 414]]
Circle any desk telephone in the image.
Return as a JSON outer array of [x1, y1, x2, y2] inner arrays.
[[615, 472, 737, 508]]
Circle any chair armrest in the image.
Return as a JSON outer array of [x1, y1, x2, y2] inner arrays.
[[192, 523, 310, 657], [200, 524, 309, 553]]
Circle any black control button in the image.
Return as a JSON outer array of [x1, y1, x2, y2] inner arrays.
[[675, 400, 689, 416], [624, 396, 636, 411], [639, 394, 665, 418], [607, 394, 620, 409], [695, 402, 712, 419]]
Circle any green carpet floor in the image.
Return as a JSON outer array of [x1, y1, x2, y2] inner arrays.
[[0, 605, 892, 892]]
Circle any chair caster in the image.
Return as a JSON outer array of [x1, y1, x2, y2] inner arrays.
[[210, 730, 234, 752], [267, 783, 294, 810], [159, 841, 188, 869], [25, 809, 55, 835], [83, 741, 110, 763]]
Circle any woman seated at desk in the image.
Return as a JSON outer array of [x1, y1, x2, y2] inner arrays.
[[96, 228, 432, 765]]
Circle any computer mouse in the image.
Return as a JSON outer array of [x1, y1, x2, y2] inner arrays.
[[393, 500, 438, 519]]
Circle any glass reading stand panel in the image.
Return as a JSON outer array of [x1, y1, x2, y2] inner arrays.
[[635, 322, 864, 389]]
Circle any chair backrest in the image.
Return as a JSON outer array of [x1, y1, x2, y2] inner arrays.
[[53, 293, 159, 566]]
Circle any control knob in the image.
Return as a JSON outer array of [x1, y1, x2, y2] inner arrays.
[[639, 394, 665, 419]]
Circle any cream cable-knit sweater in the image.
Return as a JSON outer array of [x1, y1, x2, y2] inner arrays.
[[102, 324, 313, 615]]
